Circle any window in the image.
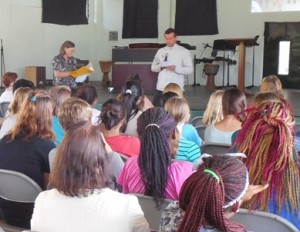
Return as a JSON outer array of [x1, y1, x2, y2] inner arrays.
[[278, 41, 290, 75]]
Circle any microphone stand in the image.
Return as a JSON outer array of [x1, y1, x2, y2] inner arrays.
[[193, 44, 209, 87], [1, 39, 5, 88]]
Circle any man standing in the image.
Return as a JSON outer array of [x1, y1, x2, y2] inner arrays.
[[151, 28, 193, 105]]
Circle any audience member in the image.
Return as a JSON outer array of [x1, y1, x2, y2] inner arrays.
[[163, 83, 184, 98], [118, 107, 193, 207], [31, 121, 149, 232], [202, 90, 224, 125], [49, 85, 71, 146], [260, 75, 284, 98], [12, 79, 35, 93], [232, 99, 300, 229], [76, 84, 100, 126], [165, 97, 201, 162], [0, 87, 33, 139], [0, 72, 18, 104], [100, 99, 140, 157], [118, 80, 144, 136], [205, 88, 246, 145], [155, 91, 178, 107], [160, 155, 268, 232], [0, 92, 55, 228]]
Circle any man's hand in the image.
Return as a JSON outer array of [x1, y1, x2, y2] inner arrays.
[[166, 65, 176, 71]]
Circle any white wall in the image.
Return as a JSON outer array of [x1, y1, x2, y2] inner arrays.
[[0, 0, 300, 86]]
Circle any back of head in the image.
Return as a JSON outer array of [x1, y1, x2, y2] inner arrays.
[[156, 92, 178, 107], [233, 100, 300, 213], [2, 72, 18, 89], [12, 79, 35, 93], [49, 85, 71, 115], [7, 91, 54, 141], [253, 92, 282, 107], [58, 97, 92, 131], [59, 40, 75, 55], [164, 97, 190, 124], [76, 85, 98, 105], [100, 99, 125, 130], [203, 90, 224, 125], [119, 80, 144, 123], [222, 88, 246, 115], [178, 155, 248, 232], [163, 83, 183, 98], [260, 75, 284, 98], [51, 121, 108, 197], [137, 107, 177, 207], [127, 73, 142, 86], [8, 87, 33, 115]]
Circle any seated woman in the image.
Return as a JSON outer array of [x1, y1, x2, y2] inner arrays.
[[0, 72, 18, 104], [202, 90, 224, 125], [260, 75, 284, 99], [118, 80, 144, 137], [0, 91, 55, 228], [76, 84, 101, 126], [31, 122, 149, 232], [205, 88, 246, 145], [164, 97, 201, 163], [49, 85, 71, 146], [160, 155, 268, 232], [0, 87, 33, 139], [100, 99, 140, 157], [232, 99, 300, 229], [163, 83, 184, 98], [117, 107, 194, 207]]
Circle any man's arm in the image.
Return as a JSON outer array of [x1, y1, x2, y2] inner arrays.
[[174, 50, 193, 75], [151, 50, 163, 73]]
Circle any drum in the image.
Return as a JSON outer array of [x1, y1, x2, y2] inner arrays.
[[204, 63, 219, 89], [99, 61, 112, 86]]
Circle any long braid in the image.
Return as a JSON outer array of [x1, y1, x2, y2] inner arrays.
[[137, 107, 176, 208], [233, 101, 300, 214], [178, 156, 247, 232]]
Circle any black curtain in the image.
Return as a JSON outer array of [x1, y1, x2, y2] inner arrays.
[[122, 0, 158, 38], [175, 0, 218, 36], [42, 0, 88, 25]]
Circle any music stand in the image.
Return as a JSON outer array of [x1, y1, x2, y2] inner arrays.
[[212, 40, 236, 87], [224, 38, 259, 93]]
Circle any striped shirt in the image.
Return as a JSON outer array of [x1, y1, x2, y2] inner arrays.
[[176, 137, 201, 163]]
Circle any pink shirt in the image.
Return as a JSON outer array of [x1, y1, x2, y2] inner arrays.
[[105, 135, 140, 157], [117, 155, 194, 200]]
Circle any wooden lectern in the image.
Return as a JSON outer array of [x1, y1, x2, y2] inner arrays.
[[224, 38, 259, 92]]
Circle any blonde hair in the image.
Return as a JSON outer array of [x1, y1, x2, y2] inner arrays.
[[260, 75, 284, 98], [164, 97, 190, 124], [253, 92, 282, 107], [49, 85, 71, 115], [7, 87, 33, 116], [163, 83, 184, 98], [57, 97, 92, 131], [202, 90, 224, 125], [7, 91, 55, 142]]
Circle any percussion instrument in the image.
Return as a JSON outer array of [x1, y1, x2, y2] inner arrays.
[[204, 63, 219, 89], [99, 61, 112, 86]]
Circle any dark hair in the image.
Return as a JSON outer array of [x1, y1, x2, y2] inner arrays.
[[12, 79, 35, 93], [127, 73, 142, 85], [222, 88, 246, 115], [137, 107, 176, 208], [119, 80, 144, 129], [49, 86, 71, 115], [156, 92, 178, 107], [178, 156, 248, 232], [50, 121, 108, 197], [100, 99, 126, 130], [59, 40, 75, 55], [165, 28, 177, 36], [2, 72, 18, 88], [76, 85, 98, 105]]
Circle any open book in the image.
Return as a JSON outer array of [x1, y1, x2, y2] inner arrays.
[[70, 62, 94, 83]]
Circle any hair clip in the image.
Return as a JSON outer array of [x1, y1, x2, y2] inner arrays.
[[203, 169, 220, 183], [31, 96, 37, 102], [260, 109, 267, 117], [145, 123, 160, 129], [125, 89, 132, 95]]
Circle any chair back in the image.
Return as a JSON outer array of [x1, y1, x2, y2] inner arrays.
[[0, 169, 42, 203], [201, 142, 230, 155], [294, 123, 300, 135], [195, 126, 206, 140], [191, 116, 204, 127], [232, 208, 299, 232], [132, 193, 173, 231], [0, 102, 10, 118]]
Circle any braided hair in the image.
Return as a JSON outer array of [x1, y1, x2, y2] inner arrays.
[[178, 156, 248, 232], [232, 100, 300, 214], [137, 107, 177, 208]]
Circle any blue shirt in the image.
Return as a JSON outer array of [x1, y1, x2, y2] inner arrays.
[[182, 124, 202, 146], [176, 137, 201, 163], [52, 116, 65, 146]]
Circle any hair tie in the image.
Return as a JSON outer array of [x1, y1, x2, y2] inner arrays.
[[145, 123, 160, 129], [203, 169, 220, 183], [125, 89, 132, 95], [31, 96, 37, 102]]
